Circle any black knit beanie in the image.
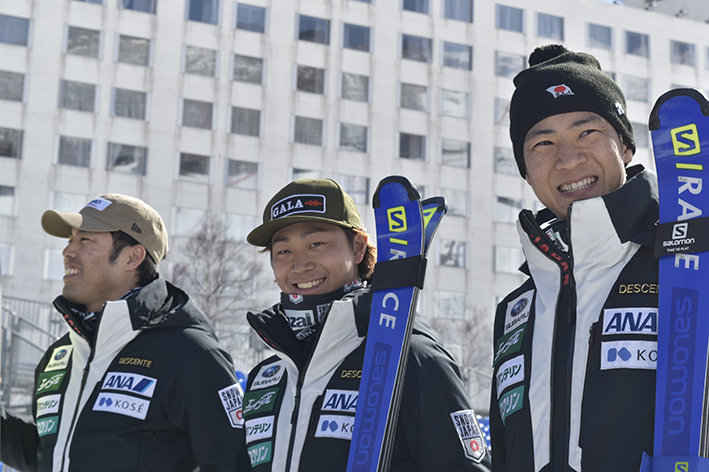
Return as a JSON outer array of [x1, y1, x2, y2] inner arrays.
[[509, 44, 635, 178]]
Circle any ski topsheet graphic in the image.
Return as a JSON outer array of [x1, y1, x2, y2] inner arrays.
[[640, 88, 709, 471], [346, 177, 446, 472]]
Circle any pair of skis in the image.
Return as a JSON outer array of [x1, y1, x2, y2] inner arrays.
[[640, 88, 709, 471], [346, 176, 446, 472]]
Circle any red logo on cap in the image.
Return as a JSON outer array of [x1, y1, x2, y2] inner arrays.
[[304, 200, 323, 207], [546, 84, 574, 98]]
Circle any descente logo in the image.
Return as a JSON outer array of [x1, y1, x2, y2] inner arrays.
[[270, 194, 325, 220]]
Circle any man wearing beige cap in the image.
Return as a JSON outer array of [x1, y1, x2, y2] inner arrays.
[[0, 194, 244, 472], [235, 179, 490, 471]]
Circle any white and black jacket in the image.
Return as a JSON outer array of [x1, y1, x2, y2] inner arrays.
[[0, 278, 243, 472], [238, 287, 491, 472], [490, 165, 659, 472]]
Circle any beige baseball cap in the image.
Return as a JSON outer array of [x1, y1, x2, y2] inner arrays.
[[41, 194, 168, 264]]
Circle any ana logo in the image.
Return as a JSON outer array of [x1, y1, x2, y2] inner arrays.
[[671, 123, 701, 156], [218, 383, 244, 428], [450, 409, 486, 463], [92, 392, 151, 420], [602, 308, 658, 335], [243, 388, 279, 416], [36, 372, 67, 394], [245, 416, 274, 443], [322, 389, 358, 413], [85, 198, 112, 211], [314, 414, 354, 440], [601, 341, 657, 370], [289, 294, 303, 304], [673, 222, 689, 239], [615, 100, 625, 115], [252, 362, 286, 390], [101, 373, 157, 398], [546, 84, 574, 98], [45, 346, 73, 372], [270, 194, 325, 220]]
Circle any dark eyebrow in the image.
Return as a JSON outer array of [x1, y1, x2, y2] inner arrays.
[[525, 114, 606, 143], [271, 227, 329, 245]]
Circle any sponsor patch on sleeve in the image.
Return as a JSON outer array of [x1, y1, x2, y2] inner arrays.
[[218, 383, 244, 428], [601, 340, 657, 370], [504, 289, 534, 334], [248, 441, 273, 467], [496, 355, 524, 398], [321, 389, 358, 413], [243, 387, 279, 418], [36, 371, 67, 394], [37, 416, 59, 437], [450, 409, 487, 463], [101, 372, 157, 398], [245, 416, 274, 443], [493, 325, 525, 368], [44, 346, 73, 372], [602, 308, 658, 335], [314, 414, 355, 440], [36, 394, 61, 418], [251, 361, 286, 390], [92, 392, 150, 420], [498, 385, 524, 425]]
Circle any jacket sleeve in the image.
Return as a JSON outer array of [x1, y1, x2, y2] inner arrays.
[[1, 404, 39, 472], [391, 335, 492, 472]]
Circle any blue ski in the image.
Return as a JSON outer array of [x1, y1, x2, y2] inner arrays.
[[640, 88, 709, 471], [346, 178, 446, 472]]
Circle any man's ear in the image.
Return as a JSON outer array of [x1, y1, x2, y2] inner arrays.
[[124, 245, 147, 272], [622, 143, 634, 165], [352, 233, 367, 265]]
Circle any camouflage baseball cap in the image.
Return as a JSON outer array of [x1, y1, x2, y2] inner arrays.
[[247, 178, 363, 247], [41, 194, 168, 264]]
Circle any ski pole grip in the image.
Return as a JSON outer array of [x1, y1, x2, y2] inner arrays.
[[371, 256, 427, 291]]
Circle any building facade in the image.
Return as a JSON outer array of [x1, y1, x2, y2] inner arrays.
[[1, 0, 709, 409]]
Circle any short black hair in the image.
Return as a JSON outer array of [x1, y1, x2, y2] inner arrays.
[[110, 231, 158, 287]]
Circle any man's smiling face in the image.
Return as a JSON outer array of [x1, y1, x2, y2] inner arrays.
[[523, 111, 633, 218], [271, 221, 365, 295]]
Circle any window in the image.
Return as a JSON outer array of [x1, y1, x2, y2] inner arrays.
[[59, 80, 97, 112], [632, 122, 649, 148], [231, 107, 260, 136], [66, 26, 101, 58], [53, 192, 87, 212], [439, 239, 466, 268], [624, 76, 650, 103], [436, 291, 466, 318], [236, 4, 266, 33], [0, 186, 15, 216], [339, 123, 368, 153], [439, 188, 467, 217], [496, 4, 523, 32], [671, 40, 695, 66], [293, 168, 322, 180], [58, 136, 92, 167], [495, 51, 525, 78], [440, 139, 470, 167], [117, 35, 151, 66], [225, 213, 257, 242], [298, 15, 330, 44], [495, 246, 523, 273], [173, 207, 207, 236], [179, 152, 210, 183], [106, 143, 147, 174], [0, 71, 24, 102], [45, 249, 65, 280], [403, 0, 428, 14], [343, 23, 370, 52], [440, 89, 470, 118], [495, 196, 521, 223], [0, 244, 11, 275], [494, 147, 517, 175], [0, 127, 22, 159], [494, 97, 511, 125], [233, 54, 263, 84], [296, 65, 326, 94], [182, 99, 213, 129], [225, 159, 258, 189], [537, 13, 563, 40], [444, 0, 473, 22], [187, 0, 219, 24], [625, 31, 649, 58], [112, 88, 147, 119], [0, 15, 30, 46], [294, 117, 324, 145], [121, 0, 156, 13], [400, 83, 427, 111], [341, 73, 369, 102], [399, 133, 425, 160], [402, 34, 432, 62], [588, 23, 612, 50], [334, 174, 369, 205], [443, 42, 472, 70], [75, 0, 102, 4], [185, 46, 218, 77]]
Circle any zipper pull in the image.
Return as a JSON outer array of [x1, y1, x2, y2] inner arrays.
[[589, 322, 597, 346]]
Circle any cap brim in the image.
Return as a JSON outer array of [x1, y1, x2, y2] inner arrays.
[[42, 210, 118, 238], [247, 215, 356, 247]]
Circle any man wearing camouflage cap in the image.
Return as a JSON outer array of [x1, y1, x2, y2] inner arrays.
[[0, 194, 244, 471], [489, 44, 658, 472]]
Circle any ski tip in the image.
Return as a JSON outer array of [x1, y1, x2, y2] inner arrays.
[[421, 196, 448, 214], [649, 87, 709, 131], [372, 176, 421, 209]]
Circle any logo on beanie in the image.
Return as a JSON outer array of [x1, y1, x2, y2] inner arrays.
[[546, 84, 574, 98], [271, 194, 326, 221], [615, 101, 625, 115]]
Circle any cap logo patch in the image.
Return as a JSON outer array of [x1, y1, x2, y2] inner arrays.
[[270, 194, 326, 220], [546, 84, 574, 98], [85, 198, 112, 211], [615, 100, 625, 115], [131, 223, 142, 234]]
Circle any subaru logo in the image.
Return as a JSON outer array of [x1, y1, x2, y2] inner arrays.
[[511, 299, 528, 317], [54, 349, 68, 361], [263, 366, 280, 378]]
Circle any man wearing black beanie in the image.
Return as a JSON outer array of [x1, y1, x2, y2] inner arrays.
[[490, 44, 659, 472]]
